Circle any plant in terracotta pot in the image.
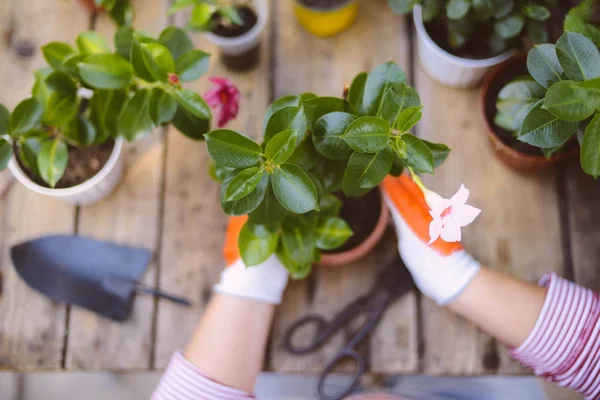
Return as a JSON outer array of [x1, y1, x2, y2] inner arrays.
[[169, 0, 268, 71], [293, 0, 359, 37], [0, 26, 230, 205], [388, 0, 557, 88], [204, 61, 451, 277]]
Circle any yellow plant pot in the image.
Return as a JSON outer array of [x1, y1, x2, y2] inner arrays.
[[294, 0, 359, 37]]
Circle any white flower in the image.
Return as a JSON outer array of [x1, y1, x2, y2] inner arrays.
[[424, 184, 481, 244]]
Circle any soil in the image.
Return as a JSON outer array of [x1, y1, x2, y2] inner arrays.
[[18, 140, 115, 189], [211, 5, 260, 71], [296, 0, 350, 10], [327, 189, 381, 253]]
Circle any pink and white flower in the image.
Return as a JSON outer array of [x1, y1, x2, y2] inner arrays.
[[424, 185, 481, 244], [203, 77, 240, 127]]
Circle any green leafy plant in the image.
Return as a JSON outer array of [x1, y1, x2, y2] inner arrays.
[[205, 61, 451, 278], [0, 26, 213, 187], [495, 30, 600, 176], [168, 0, 243, 32], [564, 0, 600, 47], [93, 0, 135, 27], [388, 0, 556, 56]]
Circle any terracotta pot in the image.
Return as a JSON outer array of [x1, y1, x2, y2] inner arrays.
[[480, 54, 578, 173], [320, 188, 390, 267]]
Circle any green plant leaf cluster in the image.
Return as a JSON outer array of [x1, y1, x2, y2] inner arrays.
[[387, 0, 556, 55], [168, 0, 243, 32], [94, 0, 135, 27], [205, 61, 450, 278], [0, 27, 212, 187], [495, 31, 600, 177]]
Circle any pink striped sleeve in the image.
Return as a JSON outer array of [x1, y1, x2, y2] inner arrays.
[[510, 273, 600, 399], [152, 352, 255, 400]]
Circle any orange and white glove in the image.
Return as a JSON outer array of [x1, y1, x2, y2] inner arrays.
[[381, 174, 481, 306], [214, 216, 289, 305]]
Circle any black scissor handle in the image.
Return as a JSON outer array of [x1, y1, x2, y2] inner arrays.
[[283, 314, 330, 354], [317, 349, 365, 400]]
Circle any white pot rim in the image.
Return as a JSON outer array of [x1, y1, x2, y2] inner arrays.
[[9, 137, 124, 198], [204, 0, 268, 50], [413, 5, 513, 68]]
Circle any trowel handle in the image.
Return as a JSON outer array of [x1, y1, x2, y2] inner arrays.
[[135, 285, 192, 307]]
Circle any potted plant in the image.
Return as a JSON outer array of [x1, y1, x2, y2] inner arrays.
[[483, 2, 600, 174], [388, 0, 556, 88], [293, 0, 359, 37], [204, 61, 451, 277], [168, 0, 268, 71], [0, 26, 226, 205], [79, 0, 135, 27]]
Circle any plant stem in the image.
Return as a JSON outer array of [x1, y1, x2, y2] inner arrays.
[[407, 166, 428, 193]]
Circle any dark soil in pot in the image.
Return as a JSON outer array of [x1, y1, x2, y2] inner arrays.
[[210, 5, 259, 71], [297, 0, 350, 10], [18, 139, 115, 189], [326, 189, 381, 253]]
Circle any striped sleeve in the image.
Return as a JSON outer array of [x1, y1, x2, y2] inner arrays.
[[510, 273, 600, 399], [152, 352, 255, 400]]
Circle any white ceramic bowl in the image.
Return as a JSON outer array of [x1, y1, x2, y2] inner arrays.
[[413, 5, 513, 88], [205, 0, 269, 55], [9, 137, 126, 206]]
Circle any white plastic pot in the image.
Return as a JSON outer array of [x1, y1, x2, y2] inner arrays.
[[413, 5, 512, 88], [205, 0, 268, 56], [8, 138, 126, 206]]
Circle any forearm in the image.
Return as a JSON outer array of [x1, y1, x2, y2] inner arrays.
[[184, 293, 275, 393], [448, 267, 547, 348]]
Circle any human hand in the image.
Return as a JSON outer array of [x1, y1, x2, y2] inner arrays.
[[214, 216, 289, 305], [380, 174, 481, 305]]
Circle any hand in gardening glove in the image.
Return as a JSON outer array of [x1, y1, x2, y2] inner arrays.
[[381, 174, 481, 306], [215, 216, 289, 305]]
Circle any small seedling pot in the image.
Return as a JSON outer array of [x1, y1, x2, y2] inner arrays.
[[8, 138, 126, 206], [205, 0, 268, 72], [294, 0, 358, 37], [413, 5, 512, 89], [320, 188, 390, 267], [480, 54, 578, 173]]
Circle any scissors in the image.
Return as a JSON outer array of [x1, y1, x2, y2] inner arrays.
[[283, 254, 414, 400]]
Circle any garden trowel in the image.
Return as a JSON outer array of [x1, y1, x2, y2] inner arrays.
[[10, 235, 191, 322]]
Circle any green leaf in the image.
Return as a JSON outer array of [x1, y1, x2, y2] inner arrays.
[[249, 182, 289, 225], [472, 0, 492, 20], [76, 31, 111, 54], [303, 97, 354, 129], [401, 134, 435, 174], [119, 89, 156, 141], [272, 164, 318, 213], [447, 0, 471, 19], [220, 170, 268, 215], [0, 139, 13, 170], [526, 20, 548, 45], [219, 5, 243, 25], [88, 90, 112, 143], [41, 42, 76, 68], [517, 105, 579, 148], [265, 130, 297, 165], [288, 138, 319, 170], [343, 148, 394, 194], [422, 0, 442, 21], [115, 26, 135, 59], [312, 158, 345, 192], [225, 167, 265, 201], [362, 62, 407, 116], [159, 26, 194, 61], [209, 162, 236, 182], [172, 106, 211, 140], [0, 105, 10, 135], [64, 114, 97, 146], [389, 158, 405, 176], [387, 0, 417, 14], [496, 77, 546, 130], [556, 32, 600, 82], [131, 36, 156, 81], [171, 88, 211, 120], [581, 112, 600, 178], [262, 95, 300, 133], [19, 137, 42, 175], [78, 54, 133, 89], [380, 83, 421, 127], [525, 5, 550, 21], [264, 106, 307, 143], [313, 112, 355, 160], [494, 15, 525, 39], [343, 116, 390, 153], [316, 217, 353, 250], [281, 222, 316, 266], [205, 129, 263, 168], [318, 194, 342, 218], [175, 50, 210, 82], [527, 44, 564, 89], [61, 54, 87, 80], [238, 222, 279, 267], [43, 71, 78, 127], [105, 90, 127, 137], [395, 106, 423, 132], [37, 138, 68, 188], [108, 0, 134, 27], [10, 98, 43, 135], [544, 80, 597, 122], [168, 0, 196, 14], [149, 88, 177, 125], [141, 42, 176, 81], [348, 72, 367, 115], [422, 139, 450, 167], [189, 3, 214, 30]]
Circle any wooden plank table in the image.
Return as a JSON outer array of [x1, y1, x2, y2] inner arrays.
[[0, 0, 598, 376]]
